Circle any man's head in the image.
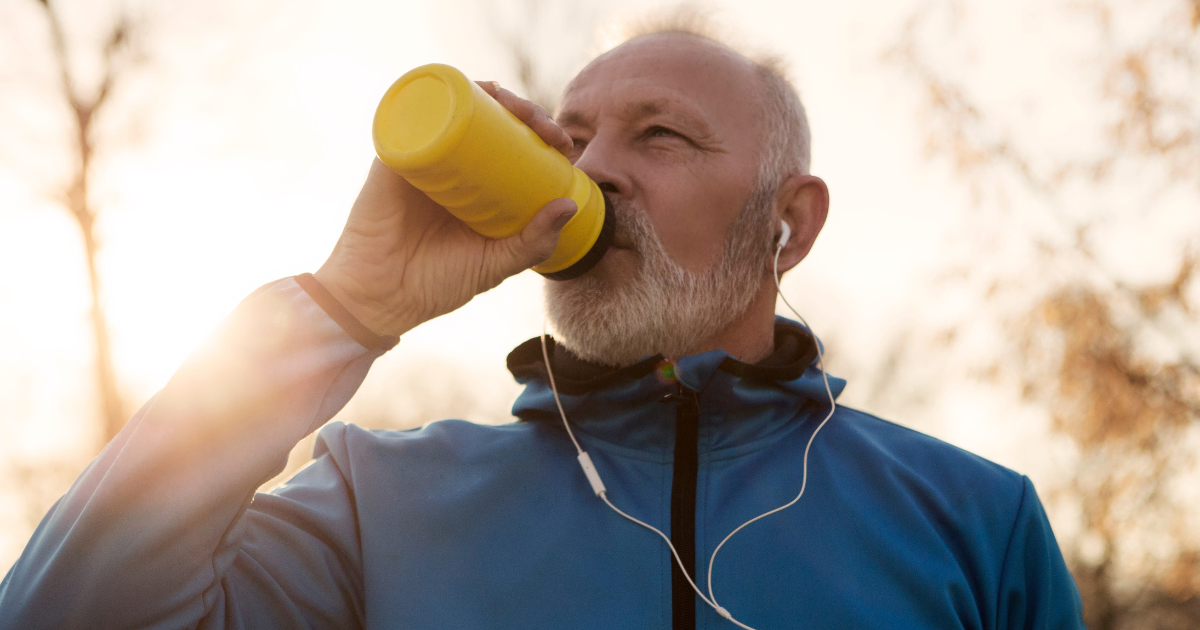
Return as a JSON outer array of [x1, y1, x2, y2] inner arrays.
[[545, 25, 829, 366]]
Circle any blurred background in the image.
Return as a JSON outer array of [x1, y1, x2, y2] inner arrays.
[[1, 0, 1197, 626]]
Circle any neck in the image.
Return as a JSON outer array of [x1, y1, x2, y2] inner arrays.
[[670, 279, 778, 364]]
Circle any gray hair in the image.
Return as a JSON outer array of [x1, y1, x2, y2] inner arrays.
[[616, 8, 813, 188]]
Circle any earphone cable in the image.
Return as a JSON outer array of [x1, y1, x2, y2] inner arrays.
[[540, 323, 584, 456], [539, 321, 748, 627], [538, 239, 836, 630], [703, 243, 838, 617]]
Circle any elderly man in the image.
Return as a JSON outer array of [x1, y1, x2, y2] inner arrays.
[[0, 27, 1084, 630]]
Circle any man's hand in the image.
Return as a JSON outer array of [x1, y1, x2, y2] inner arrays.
[[314, 82, 577, 338]]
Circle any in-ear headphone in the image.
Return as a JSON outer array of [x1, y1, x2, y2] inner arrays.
[[778, 221, 791, 249]]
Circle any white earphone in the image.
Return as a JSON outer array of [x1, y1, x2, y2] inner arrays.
[[539, 216, 835, 630]]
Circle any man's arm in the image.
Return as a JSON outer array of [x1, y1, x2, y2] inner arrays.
[[0, 82, 576, 629], [0, 278, 376, 629]]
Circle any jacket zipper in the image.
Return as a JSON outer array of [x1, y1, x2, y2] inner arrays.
[[665, 382, 700, 630]]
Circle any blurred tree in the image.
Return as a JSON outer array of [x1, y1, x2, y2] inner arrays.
[[889, 0, 1200, 627], [11, 0, 147, 447], [483, 0, 603, 111]]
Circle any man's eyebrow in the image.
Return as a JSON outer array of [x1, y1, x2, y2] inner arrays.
[[625, 99, 715, 137], [556, 110, 591, 128]]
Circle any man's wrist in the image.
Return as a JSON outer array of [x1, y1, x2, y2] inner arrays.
[[301, 272, 400, 351]]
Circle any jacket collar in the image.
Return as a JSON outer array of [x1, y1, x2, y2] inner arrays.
[[506, 318, 847, 457]]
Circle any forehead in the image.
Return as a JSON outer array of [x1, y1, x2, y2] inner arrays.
[[559, 34, 763, 132]]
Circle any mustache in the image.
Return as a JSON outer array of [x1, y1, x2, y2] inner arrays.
[[608, 200, 654, 251]]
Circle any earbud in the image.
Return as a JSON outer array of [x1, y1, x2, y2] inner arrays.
[[777, 221, 791, 249]]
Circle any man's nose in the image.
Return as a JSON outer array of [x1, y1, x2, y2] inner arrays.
[[572, 134, 631, 199]]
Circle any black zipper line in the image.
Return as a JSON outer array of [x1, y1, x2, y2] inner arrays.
[[665, 382, 700, 630]]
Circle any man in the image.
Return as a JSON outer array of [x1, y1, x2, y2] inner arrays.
[[0, 26, 1085, 630]]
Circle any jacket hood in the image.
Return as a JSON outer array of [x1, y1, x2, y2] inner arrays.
[[506, 317, 847, 457]]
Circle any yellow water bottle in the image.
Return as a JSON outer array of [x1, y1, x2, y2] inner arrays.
[[372, 63, 613, 280]]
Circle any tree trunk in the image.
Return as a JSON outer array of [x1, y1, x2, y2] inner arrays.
[[79, 213, 125, 445], [66, 154, 126, 447], [40, 0, 130, 448]]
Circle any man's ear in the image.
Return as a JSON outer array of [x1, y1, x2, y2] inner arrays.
[[772, 174, 829, 275]]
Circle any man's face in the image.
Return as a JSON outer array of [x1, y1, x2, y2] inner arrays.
[[545, 34, 777, 365], [556, 34, 768, 283]]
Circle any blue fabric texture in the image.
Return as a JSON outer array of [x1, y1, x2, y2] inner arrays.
[[0, 280, 1085, 629]]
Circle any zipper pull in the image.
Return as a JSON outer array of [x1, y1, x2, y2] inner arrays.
[[659, 381, 690, 404]]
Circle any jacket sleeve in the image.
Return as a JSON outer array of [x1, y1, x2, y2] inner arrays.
[[0, 277, 378, 630], [995, 476, 1087, 630]]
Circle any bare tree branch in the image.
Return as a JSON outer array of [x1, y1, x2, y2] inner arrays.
[[31, 0, 142, 447]]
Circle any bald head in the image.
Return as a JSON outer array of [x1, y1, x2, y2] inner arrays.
[[573, 32, 761, 99]]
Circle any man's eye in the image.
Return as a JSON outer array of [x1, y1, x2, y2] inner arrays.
[[647, 126, 679, 139]]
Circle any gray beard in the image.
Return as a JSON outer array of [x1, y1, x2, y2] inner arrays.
[[544, 182, 776, 366]]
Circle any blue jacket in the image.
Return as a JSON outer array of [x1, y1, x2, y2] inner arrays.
[[0, 277, 1085, 629]]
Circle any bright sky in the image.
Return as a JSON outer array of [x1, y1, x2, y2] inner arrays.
[[2, 0, 1195, 569]]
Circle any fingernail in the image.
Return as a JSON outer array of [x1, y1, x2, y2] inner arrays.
[[488, 81, 500, 91], [552, 209, 577, 231]]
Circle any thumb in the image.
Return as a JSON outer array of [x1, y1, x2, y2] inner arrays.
[[491, 198, 578, 276]]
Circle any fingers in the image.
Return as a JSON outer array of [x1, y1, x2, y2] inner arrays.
[[491, 197, 578, 277], [476, 80, 573, 157], [476, 80, 501, 98]]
